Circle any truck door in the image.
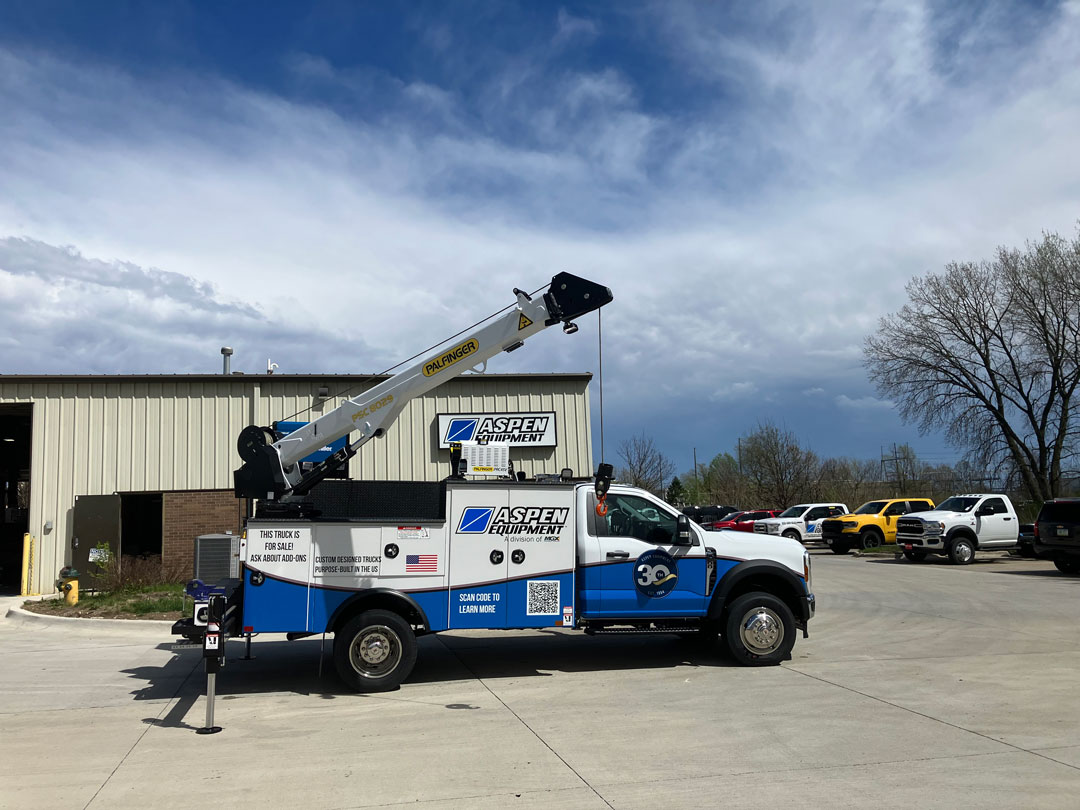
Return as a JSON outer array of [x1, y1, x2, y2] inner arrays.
[[882, 501, 908, 543], [589, 490, 708, 617], [448, 488, 509, 628], [502, 487, 576, 628], [976, 497, 1014, 546]]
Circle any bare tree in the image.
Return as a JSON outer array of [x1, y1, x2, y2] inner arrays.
[[865, 230, 1080, 503], [739, 422, 819, 507], [617, 433, 675, 496], [817, 457, 880, 508]]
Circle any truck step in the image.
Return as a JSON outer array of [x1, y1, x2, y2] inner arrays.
[[584, 626, 700, 636]]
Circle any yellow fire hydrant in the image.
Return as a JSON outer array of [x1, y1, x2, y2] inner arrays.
[[57, 566, 80, 606]]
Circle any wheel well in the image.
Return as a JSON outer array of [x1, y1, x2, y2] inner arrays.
[[328, 592, 428, 636], [719, 574, 802, 624], [861, 525, 884, 539], [947, 528, 979, 549]]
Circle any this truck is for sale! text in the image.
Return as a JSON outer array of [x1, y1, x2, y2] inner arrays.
[[173, 273, 816, 691]]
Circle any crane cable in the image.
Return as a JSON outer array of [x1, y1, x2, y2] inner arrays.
[[595, 307, 608, 517]]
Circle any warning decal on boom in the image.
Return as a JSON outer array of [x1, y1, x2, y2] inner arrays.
[[518, 313, 533, 330]]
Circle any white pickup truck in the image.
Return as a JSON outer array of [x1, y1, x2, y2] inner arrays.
[[894, 494, 1020, 564], [755, 503, 848, 544]]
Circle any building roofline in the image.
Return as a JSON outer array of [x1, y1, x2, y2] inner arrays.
[[0, 372, 593, 382]]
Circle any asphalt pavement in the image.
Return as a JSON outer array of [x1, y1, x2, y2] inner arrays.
[[2, 551, 1080, 809]]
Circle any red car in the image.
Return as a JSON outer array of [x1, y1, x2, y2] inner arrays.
[[708, 509, 782, 532]]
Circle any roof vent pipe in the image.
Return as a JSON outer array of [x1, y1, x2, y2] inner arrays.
[[221, 346, 233, 375]]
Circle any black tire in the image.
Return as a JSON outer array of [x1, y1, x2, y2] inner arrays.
[[828, 540, 849, 554], [1054, 558, 1080, 575], [860, 529, 882, 550], [902, 550, 927, 562], [333, 609, 417, 692], [782, 529, 801, 542], [723, 591, 796, 666], [948, 536, 976, 565]]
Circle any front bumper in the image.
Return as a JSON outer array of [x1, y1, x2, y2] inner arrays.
[[897, 535, 945, 551]]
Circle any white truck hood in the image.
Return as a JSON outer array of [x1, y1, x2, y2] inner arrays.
[[903, 510, 972, 522], [706, 529, 807, 577]]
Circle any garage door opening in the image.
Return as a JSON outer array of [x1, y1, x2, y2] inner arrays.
[[0, 404, 32, 593]]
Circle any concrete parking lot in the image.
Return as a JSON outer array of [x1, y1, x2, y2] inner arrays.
[[3, 551, 1080, 809]]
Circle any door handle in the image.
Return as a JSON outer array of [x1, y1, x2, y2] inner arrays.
[[1004, 517, 1012, 521], [606, 551, 629, 559]]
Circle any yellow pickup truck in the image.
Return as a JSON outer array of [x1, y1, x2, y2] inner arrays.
[[820, 498, 936, 553]]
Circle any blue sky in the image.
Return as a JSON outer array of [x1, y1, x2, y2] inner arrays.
[[1, 1, 1078, 474]]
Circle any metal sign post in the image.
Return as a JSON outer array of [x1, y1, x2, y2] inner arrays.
[[197, 595, 225, 735]]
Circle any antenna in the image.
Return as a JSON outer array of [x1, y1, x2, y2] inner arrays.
[[267, 359, 279, 375]]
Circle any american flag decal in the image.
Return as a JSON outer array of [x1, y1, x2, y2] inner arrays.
[[406, 554, 438, 572]]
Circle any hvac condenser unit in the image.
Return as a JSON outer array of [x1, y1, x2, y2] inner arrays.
[[193, 533, 241, 583]]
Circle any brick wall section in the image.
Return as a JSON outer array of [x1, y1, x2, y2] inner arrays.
[[162, 490, 249, 575]]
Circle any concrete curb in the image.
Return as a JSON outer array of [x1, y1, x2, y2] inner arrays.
[[5, 605, 174, 629]]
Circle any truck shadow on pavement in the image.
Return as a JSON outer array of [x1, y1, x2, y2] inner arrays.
[[124, 631, 736, 717]]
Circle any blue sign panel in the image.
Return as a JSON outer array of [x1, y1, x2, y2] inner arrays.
[[276, 420, 347, 464]]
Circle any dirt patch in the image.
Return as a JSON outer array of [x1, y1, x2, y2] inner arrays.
[[22, 588, 187, 621]]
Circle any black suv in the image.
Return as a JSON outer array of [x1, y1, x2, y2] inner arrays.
[[1034, 499, 1080, 574]]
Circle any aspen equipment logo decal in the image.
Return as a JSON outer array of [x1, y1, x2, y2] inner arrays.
[[423, 338, 479, 377], [439, 413, 556, 447], [457, 506, 570, 536]]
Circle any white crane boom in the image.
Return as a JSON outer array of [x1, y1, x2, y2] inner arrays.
[[234, 272, 612, 500]]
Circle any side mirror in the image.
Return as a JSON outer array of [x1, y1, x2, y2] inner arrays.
[[675, 514, 694, 546]]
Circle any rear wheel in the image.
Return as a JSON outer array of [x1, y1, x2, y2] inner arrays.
[[948, 536, 976, 565], [902, 550, 927, 562], [1054, 558, 1080, 575], [333, 609, 417, 692], [724, 592, 796, 666]]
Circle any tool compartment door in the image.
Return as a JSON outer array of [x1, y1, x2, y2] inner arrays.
[[448, 489, 509, 628], [503, 488, 576, 628]]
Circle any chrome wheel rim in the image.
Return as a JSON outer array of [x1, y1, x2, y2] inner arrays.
[[738, 607, 785, 655], [955, 543, 973, 563], [349, 625, 402, 679]]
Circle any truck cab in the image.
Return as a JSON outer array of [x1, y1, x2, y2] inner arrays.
[[755, 503, 848, 544]]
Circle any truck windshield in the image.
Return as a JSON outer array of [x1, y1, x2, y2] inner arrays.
[[854, 501, 887, 515], [937, 497, 979, 512], [778, 506, 809, 518]]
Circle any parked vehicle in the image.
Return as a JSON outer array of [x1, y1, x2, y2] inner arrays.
[[755, 503, 848, 544], [683, 505, 740, 525], [894, 494, 1020, 564], [1033, 498, 1080, 574], [821, 498, 935, 553], [713, 509, 782, 533]]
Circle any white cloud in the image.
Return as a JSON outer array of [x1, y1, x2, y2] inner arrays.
[[836, 395, 895, 411]]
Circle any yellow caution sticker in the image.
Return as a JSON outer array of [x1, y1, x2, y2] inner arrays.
[[423, 338, 480, 377], [518, 313, 533, 331]]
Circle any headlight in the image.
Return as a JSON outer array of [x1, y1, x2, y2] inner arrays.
[[842, 521, 857, 529], [768, 525, 780, 534]]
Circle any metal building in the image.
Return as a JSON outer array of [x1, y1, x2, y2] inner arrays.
[[0, 373, 593, 594]]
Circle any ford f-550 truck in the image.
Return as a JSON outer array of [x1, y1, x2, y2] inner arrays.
[[173, 273, 815, 691]]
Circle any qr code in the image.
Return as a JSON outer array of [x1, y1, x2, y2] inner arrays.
[[526, 580, 560, 616]]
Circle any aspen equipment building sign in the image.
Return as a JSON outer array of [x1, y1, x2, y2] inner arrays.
[[437, 412, 557, 448]]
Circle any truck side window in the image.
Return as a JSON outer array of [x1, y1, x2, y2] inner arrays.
[[884, 502, 907, 516], [597, 493, 677, 544], [910, 500, 932, 512], [827, 506, 845, 517], [806, 507, 828, 520], [982, 497, 1007, 514]]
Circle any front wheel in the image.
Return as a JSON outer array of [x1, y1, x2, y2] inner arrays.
[[949, 537, 976, 565], [333, 609, 418, 692], [724, 592, 796, 666], [860, 529, 882, 550], [902, 550, 927, 562], [782, 530, 801, 542], [829, 541, 850, 554], [1054, 558, 1080, 575]]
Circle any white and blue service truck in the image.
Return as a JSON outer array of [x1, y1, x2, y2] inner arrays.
[[174, 273, 815, 691]]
